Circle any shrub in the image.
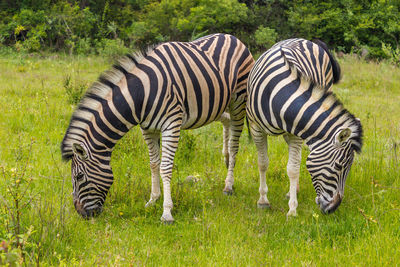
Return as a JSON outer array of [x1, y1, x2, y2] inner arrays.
[[382, 42, 400, 66], [63, 74, 87, 105], [0, 140, 38, 266], [75, 38, 93, 55], [254, 26, 278, 49], [95, 38, 130, 58]]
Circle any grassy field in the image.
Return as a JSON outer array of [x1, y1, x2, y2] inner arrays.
[[0, 51, 399, 266]]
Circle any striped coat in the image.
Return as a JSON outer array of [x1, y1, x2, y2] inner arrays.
[[246, 39, 362, 216], [61, 34, 254, 222]]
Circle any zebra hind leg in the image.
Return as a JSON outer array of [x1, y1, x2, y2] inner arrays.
[[142, 130, 161, 208], [223, 98, 246, 195], [159, 126, 181, 224], [251, 124, 270, 208], [284, 134, 303, 217], [218, 112, 231, 168], [283, 135, 300, 199]]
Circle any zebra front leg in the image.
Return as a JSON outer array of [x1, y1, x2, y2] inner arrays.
[[218, 112, 231, 168], [142, 130, 161, 208], [160, 127, 181, 223], [251, 124, 270, 208], [223, 99, 245, 194], [284, 134, 303, 217]]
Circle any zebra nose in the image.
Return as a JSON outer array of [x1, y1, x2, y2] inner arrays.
[[320, 193, 342, 214], [83, 206, 102, 218], [74, 198, 103, 218], [74, 199, 85, 215]]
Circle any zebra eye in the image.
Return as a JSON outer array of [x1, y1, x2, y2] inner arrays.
[[76, 172, 84, 181]]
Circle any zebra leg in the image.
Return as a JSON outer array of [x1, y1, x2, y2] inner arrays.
[[223, 97, 246, 194], [283, 134, 300, 199], [251, 124, 270, 208], [218, 112, 231, 168], [160, 127, 181, 223], [142, 130, 161, 208], [284, 134, 303, 217]]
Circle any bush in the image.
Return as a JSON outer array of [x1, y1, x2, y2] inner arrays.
[[1, 0, 400, 61], [254, 26, 277, 50], [63, 74, 87, 105], [382, 42, 400, 66], [95, 38, 130, 58], [75, 38, 93, 55]]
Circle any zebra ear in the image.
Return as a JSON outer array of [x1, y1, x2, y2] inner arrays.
[[334, 128, 352, 147], [72, 143, 88, 160]]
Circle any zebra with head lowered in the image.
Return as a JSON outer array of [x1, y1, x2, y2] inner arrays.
[[61, 33, 254, 223], [246, 38, 363, 216]]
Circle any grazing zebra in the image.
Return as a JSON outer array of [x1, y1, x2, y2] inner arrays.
[[246, 38, 363, 216], [61, 33, 254, 223]]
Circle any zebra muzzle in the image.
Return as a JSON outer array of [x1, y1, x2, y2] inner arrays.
[[74, 199, 102, 218], [319, 193, 343, 214]]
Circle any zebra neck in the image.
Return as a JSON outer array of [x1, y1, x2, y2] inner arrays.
[[61, 78, 141, 160], [304, 113, 359, 151], [288, 79, 360, 150]]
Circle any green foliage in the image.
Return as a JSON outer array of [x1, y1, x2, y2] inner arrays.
[[63, 74, 87, 105], [286, 0, 400, 58], [254, 26, 278, 49], [0, 140, 39, 265], [1, 0, 400, 60], [381, 42, 400, 66], [95, 38, 130, 58], [127, 0, 248, 46], [176, 131, 197, 165]]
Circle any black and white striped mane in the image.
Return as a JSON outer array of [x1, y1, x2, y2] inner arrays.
[[61, 45, 159, 161]]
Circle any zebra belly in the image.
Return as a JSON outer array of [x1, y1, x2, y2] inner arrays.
[[180, 95, 230, 130], [179, 74, 233, 130]]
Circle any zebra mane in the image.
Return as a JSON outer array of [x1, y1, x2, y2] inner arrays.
[[61, 45, 159, 161]]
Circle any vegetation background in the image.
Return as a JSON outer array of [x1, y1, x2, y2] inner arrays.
[[1, 0, 400, 62], [0, 0, 399, 265]]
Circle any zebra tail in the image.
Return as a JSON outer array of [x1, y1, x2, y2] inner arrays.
[[312, 39, 342, 84]]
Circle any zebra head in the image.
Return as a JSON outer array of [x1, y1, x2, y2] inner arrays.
[[70, 142, 113, 218], [306, 126, 362, 214]]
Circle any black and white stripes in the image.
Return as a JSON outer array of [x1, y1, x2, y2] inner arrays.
[[61, 33, 254, 222], [246, 38, 362, 216]]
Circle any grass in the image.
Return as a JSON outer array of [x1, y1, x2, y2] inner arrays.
[[0, 52, 399, 266]]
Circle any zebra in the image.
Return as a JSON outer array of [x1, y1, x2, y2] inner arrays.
[[61, 33, 254, 223], [246, 38, 363, 216]]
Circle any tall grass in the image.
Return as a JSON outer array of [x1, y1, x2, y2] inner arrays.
[[0, 53, 399, 265]]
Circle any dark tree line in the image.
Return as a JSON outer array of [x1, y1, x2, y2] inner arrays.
[[0, 0, 399, 61]]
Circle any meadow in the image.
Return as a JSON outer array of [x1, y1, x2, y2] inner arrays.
[[0, 50, 399, 266]]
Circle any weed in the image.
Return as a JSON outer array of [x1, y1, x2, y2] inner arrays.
[[63, 74, 87, 105], [0, 139, 38, 265]]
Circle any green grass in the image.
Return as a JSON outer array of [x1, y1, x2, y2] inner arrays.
[[0, 52, 399, 266]]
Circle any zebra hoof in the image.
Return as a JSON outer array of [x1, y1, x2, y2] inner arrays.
[[257, 203, 271, 209], [161, 212, 174, 224], [162, 219, 174, 225], [286, 210, 298, 218]]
